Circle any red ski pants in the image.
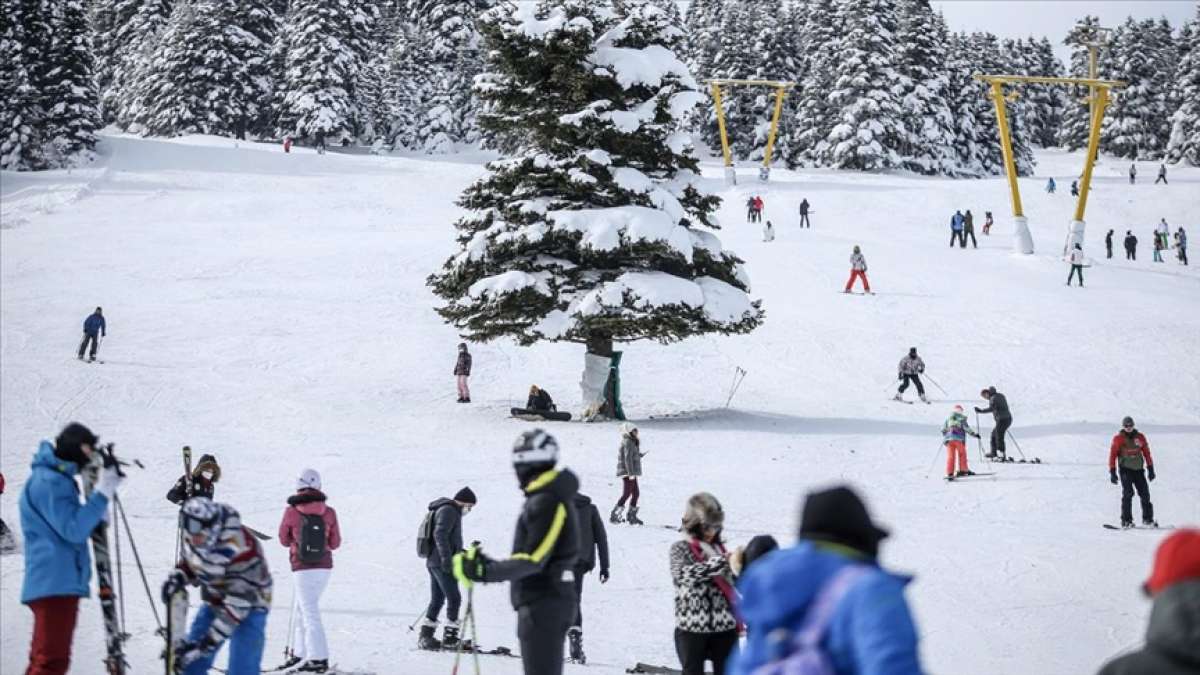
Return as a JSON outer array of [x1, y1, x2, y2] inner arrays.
[[26, 595, 80, 675], [945, 441, 968, 476], [844, 270, 870, 292]]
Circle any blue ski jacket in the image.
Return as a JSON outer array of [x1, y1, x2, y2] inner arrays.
[[83, 313, 106, 336], [730, 542, 923, 675], [19, 441, 109, 604], [950, 214, 964, 231]]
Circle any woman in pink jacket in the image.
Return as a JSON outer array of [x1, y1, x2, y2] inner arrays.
[[278, 469, 341, 673]]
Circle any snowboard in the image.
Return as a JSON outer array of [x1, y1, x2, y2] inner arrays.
[[510, 408, 572, 422], [164, 587, 188, 675], [1102, 524, 1174, 531]]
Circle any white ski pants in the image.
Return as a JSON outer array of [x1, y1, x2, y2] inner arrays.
[[292, 568, 331, 660]]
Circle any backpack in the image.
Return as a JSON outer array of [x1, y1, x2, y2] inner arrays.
[[749, 565, 870, 675], [416, 509, 436, 559], [297, 512, 327, 563]]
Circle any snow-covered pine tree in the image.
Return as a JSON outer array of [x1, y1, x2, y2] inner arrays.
[[0, 0, 49, 170], [409, 0, 491, 153], [96, 0, 172, 126], [356, 0, 405, 147], [683, 0, 723, 81], [428, 0, 762, 417], [746, 0, 797, 163], [894, 0, 956, 175], [1100, 17, 1171, 160], [703, 1, 757, 158], [1058, 15, 1101, 150], [232, 0, 278, 137], [969, 31, 1034, 176], [783, 0, 837, 168], [945, 31, 986, 176], [385, 21, 433, 151], [1147, 18, 1178, 157], [42, 0, 101, 161], [1022, 36, 1067, 147], [1166, 6, 1200, 165], [822, 0, 905, 171]]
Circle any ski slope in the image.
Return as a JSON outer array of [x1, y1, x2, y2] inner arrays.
[[1, 134, 1198, 675]]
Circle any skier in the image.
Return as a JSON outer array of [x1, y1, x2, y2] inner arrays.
[[568, 492, 610, 664], [283, 136, 292, 153], [162, 497, 273, 674], [1129, 163, 1137, 184], [1176, 227, 1188, 265], [762, 220, 774, 242], [843, 245, 870, 294], [1108, 416, 1156, 528], [745, 196, 755, 224], [670, 492, 739, 675], [1046, 177, 1056, 193], [454, 342, 472, 403], [526, 385, 555, 412], [314, 129, 326, 155], [77, 307, 106, 362], [1070, 180, 1079, 197], [753, 196, 764, 223], [974, 387, 1013, 460], [894, 347, 928, 404], [1067, 243, 1086, 286], [982, 211, 993, 236], [453, 430, 580, 675], [20, 423, 122, 675], [1096, 529, 1200, 675], [0, 471, 13, 554], [1155, 163, 1167, 185], [417, 486, 476, 651], [167, 454, 221, 504], [1124, 231, 1138, 261], [942, 405, 980, 479], [949, 210, 964, 247], [277, 469, 342, 673], [963, 210, 977, 248], [798, 198, 811, 228], [1106, 229, 1114, 259], [610, 422, 644, 525], [1153, 232, 1165, 263], [731, 486, 922, 675]]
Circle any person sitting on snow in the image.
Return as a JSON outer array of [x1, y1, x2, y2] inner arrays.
[[527, 385, 556, 413]]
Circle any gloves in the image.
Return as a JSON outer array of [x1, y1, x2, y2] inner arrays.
[[176, 637, 217, 671], [971, 432, 981, 439], [1110, 469, 1118, 485], [1148, 466, 1156, 482], [162, 569, 187, 604], [452, 545, 489, 588], [973, 407, 983, 413], [95, 465, 124, 499], [599, 569, 609, 584]]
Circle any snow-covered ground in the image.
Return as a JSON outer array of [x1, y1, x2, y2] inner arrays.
[[2, 135, 1198, 675]]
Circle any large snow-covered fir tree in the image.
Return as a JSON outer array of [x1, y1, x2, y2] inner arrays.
[[408, 0, 492, 153], [42, 0, 101, 161], [967, 31, 1035, 176], [945, 32, 987, 176], [1058, 16, 1102, 150], [1017, 37, 1067, 148], [894, 0, 955, 175], [1166, 7, 1200, 165], [1100, 17, 1173, 159], [428, 0, 762, 417], [702, 1, 757, 158], [746, 0, 797, 163], [784, 0, 838, 168], [1, 0, 49, 171], [93, 0, 172, 126]]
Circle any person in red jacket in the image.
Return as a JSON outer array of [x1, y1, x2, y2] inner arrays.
[[278, 469, 342, 673], [1108, 416, 1156, 528]]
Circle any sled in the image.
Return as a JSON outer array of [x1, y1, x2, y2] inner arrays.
[[510, 408, 572, 422]]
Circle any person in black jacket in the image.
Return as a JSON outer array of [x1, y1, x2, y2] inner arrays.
[[1106, 229, 1114, 259], [419, 487, 477, 650], [974, 387, 1013, 459], [1125, 231, 1138, 260], [567, 493, 610, 664], [527, 385, 556, 412], [455, 430, 580, 675], [166, 454, 221, 504], [798, 198, 810, 228]]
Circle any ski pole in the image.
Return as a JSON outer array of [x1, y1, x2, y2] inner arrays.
[[924, 443, 944, 479], [974, 412, 987, 464], [114, 496, 162, 631], [284, 591, 297, 663], [1007, 430, 1027, 460], [923, 373, 949, 397], [451, 587, 473, 675]]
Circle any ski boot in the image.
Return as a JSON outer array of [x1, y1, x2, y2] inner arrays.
[[955, 470, 975, 478], [294, 659, 328, 673], [1120, 519, 1134, 529], [276, 654, 302, 671], [417, 621, 442, 651], [1143, 519, 1158, 528], [609, 504, 625, 524], [441, 622, 461, 651], [567, 627, 586, 664], [919, 394, 930, 404], [892, 393, 904, 402], [626, 507, 643, 526]]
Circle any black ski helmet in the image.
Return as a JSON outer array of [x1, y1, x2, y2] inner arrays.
[[908, 347, 918, 357], [1122, 416, 1135, 428], [54, 422, 98, 468], [512, 429, 559, 487]]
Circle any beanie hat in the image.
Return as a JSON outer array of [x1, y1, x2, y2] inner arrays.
[[512, 429, 559, 466], [953, 404, 964, 413], [799, 485, 889, 559], [681, 492, 724, 534], [55, 422, 98, 468], [742, 534, 780, 571], [1143, 529, 1200, 596], [454, 486, 477, 504], [1122, 416, 1135, 427], [908, 347, 917, 357], [296, 468, 321, 491]]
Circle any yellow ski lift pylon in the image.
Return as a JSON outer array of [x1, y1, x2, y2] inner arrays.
[[706, 79, 795, 185]]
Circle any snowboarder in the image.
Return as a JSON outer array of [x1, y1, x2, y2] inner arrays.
[[1129, 163, 1137, 184], [745, 196, 755, 224], [1108, 416, 1156, 528], [568, 492, 610, 664], [1046, 177, 1056, 193], [798, 198, 811, 228], [1124, 231, 1138, 261], [974, 387, 1012, 460], [20, 423, 122, 675], [949, 211, 965, 247], [1096, 529, 1200, 675], [611, 423, 644, 525], [1155, 163, 1167, 185], [162, 497, 273, 674], [0, 471, 13, 554], [418, 486, 476, 651], [453, 430, 580, 675], [454, 343, 472, 403], [894, 347, 928, 403], [1067, 243, 1086, 286], [982, 211, 993, 236], [963, 210, 977, 248], [753, 196, 764, 223], [277, 469, 342, 673], [77, 307, 106, 362], [942, 405, 981, 479], [283, 136, 292, 153], [1176, 227, 1188, 266], [762, 220, 774, 242], [843, 245, 871, 294], [314, 129, 326, 155], [167, 454, 221, 504], [1153, 232, 1165, 263], [731, 486, 922, 675], [1106, 229, 1114, 259], [527, 385, 555, 412], [670, 492, 739, 675]]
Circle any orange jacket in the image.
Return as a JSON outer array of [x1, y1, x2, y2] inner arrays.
[[1109, 431, 1153, 470]]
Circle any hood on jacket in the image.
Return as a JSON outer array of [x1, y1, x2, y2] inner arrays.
[[525, 468, 579, 501], [574, 493, 593, 508], [1146, 579, 1200, 667], [288, 488, 327, 509], [32, 440, 78, 477], [428, 497, 458, 512], [194, 454, 221, 482]]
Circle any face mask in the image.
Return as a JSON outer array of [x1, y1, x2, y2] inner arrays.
[[462, 504, 473, 515], [201, 471, 214, 480]]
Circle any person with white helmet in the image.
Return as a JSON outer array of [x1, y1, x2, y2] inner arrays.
[[611, 423, 645, 525]]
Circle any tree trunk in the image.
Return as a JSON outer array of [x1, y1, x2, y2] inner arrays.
[[584, 331, 618, 418]]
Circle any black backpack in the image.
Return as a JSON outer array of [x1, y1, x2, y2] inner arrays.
[[416, 510, 435, 559], [298, 512, 327, 563]]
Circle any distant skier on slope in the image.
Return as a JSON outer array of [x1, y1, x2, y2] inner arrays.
[[78, 307, 106, 362], [417, 487, 476, 651], [1155, 163, 1167, 185], [1067, 243, 1087, 286], [1129, 163, 1137, 184], [983, 211, 993, 235], [454, 343, 472, 403], [610, 423, 644, 525], [568, 492, 610, 664], [949, 210, 965, 247], [1124, 231, 1138, 261], [963, 210, 977, 248], [1071, 180, 1079, 197], [798, 198, 811, 228], [167, 454, 221, 504], [1175, 227, 1188, 265], [843, 245, 871, 294], [1109, 417, 1156, 528], [1106, 229, 1114, 259], [745, 196, 756, 224], [453, 430, 580, 675], [753, 196, 764, 223], [762, 220, 774, 242], [1046, 177, 1056, 193], [894, 348, 928, 404], [974, 387, 1012, 460], [942, 405, 980, 479]]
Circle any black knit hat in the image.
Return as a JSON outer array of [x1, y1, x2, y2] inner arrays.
[[742, 534, 779, 571], [799, 486, 889, 559], [55, 422, 98, 468], [454, 487, 477, 505]]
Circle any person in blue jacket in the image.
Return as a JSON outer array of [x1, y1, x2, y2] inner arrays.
[[78, 307, 106, 362], [20, 422, 123, 674], [949, 211, 964, 247], [730, 485, 923, 675]]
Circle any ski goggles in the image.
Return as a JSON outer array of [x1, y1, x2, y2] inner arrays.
[[180, 513, 216, 535]]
